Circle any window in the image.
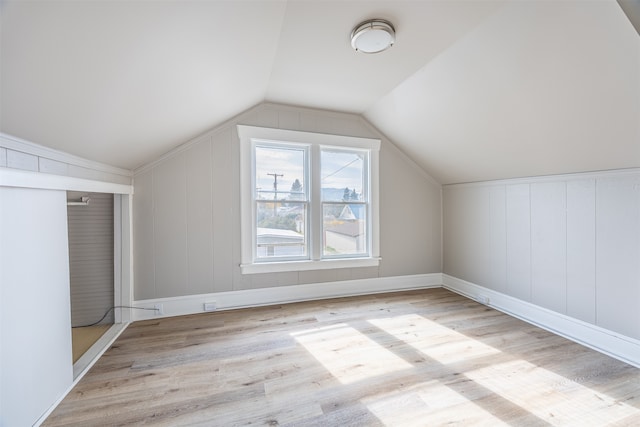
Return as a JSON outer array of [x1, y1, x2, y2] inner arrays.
[[254, 143, 308, 260], [238, 125, 380, 274], [321, 148, 369, 258]]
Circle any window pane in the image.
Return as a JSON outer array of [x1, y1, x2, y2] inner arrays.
[[256, 201, 306, 259], [255, 145, 306, 202], [321, 149, 365, 202], [323, 203, 367, 256]]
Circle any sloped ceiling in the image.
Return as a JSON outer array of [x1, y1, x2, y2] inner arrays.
[[1, 0, 638, 184], [366, 0, 640, 184]]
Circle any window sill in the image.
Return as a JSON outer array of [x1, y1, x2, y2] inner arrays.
[[240, 257, 381, 275]]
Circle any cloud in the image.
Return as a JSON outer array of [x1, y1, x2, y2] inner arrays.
[[254, 146, 367, 195]]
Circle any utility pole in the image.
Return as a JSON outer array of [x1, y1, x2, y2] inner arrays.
[[267, 173, 283, 215]]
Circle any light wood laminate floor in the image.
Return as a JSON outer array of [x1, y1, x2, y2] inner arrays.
[[45, 289, 640, 426]]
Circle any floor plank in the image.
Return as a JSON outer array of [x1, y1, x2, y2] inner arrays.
[[45, 289, 640, 426]]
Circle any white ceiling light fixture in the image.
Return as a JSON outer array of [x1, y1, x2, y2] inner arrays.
[[351, 19, 395, 54]]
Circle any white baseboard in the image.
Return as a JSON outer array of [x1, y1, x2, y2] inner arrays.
[[132, 273, 442, 321], [442, 274, 640, 368]]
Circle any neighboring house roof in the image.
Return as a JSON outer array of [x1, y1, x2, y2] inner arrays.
[[325, 221, 363, 238], [257, 227, 304, 244], [339, 205, 356, 220], [278, 205, 304, 215], [338, 204, 364, 220]]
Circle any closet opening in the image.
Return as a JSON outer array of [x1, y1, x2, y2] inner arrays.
[[67, 191, 114, 364]]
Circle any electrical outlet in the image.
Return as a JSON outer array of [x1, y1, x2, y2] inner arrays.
[[154, 303, 164, 315], [204, 302, 217, 312]]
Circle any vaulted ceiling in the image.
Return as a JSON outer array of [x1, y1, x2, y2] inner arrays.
[[1, 0, 638, 184]]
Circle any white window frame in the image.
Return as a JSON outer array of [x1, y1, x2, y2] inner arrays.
[[238, 125, 380, 274]]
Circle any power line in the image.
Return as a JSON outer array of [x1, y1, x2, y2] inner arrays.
[[322, 157, 360, 181]]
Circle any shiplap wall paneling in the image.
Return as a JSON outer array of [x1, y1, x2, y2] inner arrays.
[[132, 104, 442, 300], [469, 186, 492, 288], [132, 170, 155, 300], [443, 170, 640, 342], [0, 135, 133, 185], [450, 186, 492, 287], [443, 186, 488, 284], [595, 175, 640, 339], [300, 111, 319, 133], [443, 186, 464, 280], [186, 137, 214, 295], [255, 106, 279, 128], [230, 125, 253, 291], [297, 269, 340, 286], [250, 271, 300, 289], [505, 183, 532, 301], [153, 153, 189, 298], [489, 185, 507, 293], [566, 179, 596, 323], [212, 129, 236, 292], [379, 142, 443, 277], [40, 157, 68, 175], [67, 192, 114, 326], [6, 149, 38, 171], [530, 182, 567, 313], [277, 110, 301, 131]]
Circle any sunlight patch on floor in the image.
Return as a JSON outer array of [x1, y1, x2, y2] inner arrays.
[[465, 359, 639, 426], [368, 314, 501, 364], [292, 323, 412, 384], [364, 380, 509, 427]]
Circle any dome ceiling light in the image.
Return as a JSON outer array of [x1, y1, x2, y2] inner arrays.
[[350, 19, 395, 54]]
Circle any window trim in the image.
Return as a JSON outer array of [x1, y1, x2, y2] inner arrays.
[[238, 125, 380, 275]]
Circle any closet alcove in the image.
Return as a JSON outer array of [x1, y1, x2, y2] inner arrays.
[[67, 191, 115, 363]]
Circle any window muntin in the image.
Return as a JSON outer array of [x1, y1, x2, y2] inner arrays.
[[238, 125, 380, 274]]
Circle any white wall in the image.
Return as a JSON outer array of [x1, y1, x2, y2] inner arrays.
[[133, 103, 442, 301], [443, 169, 640, 340], [0, 187, 73, 427]]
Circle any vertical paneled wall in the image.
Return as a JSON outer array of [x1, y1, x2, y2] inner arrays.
[[566, 179, 596, 323], [595, 176, 640, 337], [505, 184, 532, 301], [67, 192, 114, 326], [443, 170, 640, 340], [133, 103, 442, 300]]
